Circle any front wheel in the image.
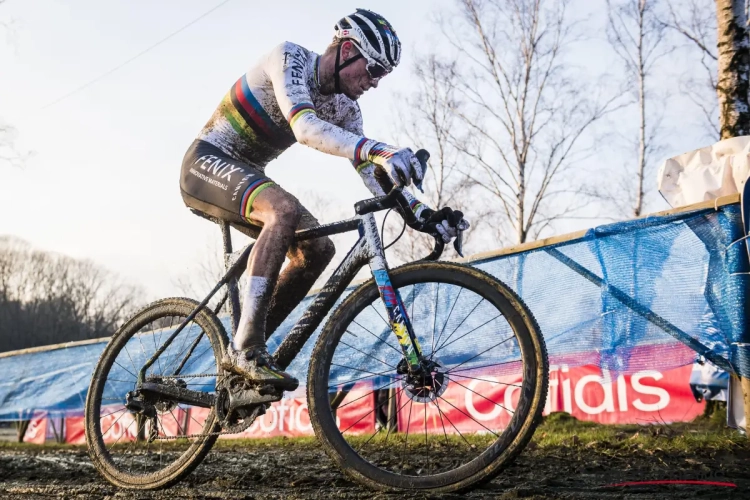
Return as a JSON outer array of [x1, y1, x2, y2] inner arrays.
[[307, 261, 548, 493]]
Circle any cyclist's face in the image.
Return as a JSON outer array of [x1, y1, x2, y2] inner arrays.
[[338, 42, 382, 100]]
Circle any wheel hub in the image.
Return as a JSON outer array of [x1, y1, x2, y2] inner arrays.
[[401, 358, 449, 403]]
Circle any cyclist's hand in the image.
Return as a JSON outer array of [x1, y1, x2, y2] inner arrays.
[[420, 207, 470, 243], [367, 143, 425, 189]]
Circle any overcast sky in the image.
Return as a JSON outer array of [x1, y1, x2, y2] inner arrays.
[[0, 0, 713, 298]]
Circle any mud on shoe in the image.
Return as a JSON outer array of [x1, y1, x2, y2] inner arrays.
[[221, 345, 299, 392]]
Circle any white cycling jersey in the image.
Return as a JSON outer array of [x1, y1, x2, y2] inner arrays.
[[197, 41, 426, 213]]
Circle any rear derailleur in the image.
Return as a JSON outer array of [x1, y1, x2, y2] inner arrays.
[[215, 374, 284, 434]]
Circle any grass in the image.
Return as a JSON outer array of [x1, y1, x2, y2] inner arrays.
[[530, 410, 748, 454], [1, 410, 746, 455]]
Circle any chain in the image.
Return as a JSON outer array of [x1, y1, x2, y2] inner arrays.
[[154, 373, 221, 379]]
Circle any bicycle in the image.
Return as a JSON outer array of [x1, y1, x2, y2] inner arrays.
[[84, 150, 549, 493]]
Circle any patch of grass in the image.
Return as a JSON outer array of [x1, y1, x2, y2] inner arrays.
[[531, 411, 747, 454]]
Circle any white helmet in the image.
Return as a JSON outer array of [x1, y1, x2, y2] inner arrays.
[[333, 9, 401, 74]]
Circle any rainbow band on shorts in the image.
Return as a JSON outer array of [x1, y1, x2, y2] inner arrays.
[[240, 179, 276, 219]]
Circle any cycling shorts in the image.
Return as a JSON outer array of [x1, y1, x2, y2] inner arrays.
[[180, 139, 318, 238]]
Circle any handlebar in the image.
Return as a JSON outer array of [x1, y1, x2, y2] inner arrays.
[[353, 149, 463, 261]]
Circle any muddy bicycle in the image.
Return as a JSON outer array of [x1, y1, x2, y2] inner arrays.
[[84, 151, 549, 493]]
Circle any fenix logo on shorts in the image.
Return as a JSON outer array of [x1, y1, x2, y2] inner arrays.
[[193, 155, 244, 182]]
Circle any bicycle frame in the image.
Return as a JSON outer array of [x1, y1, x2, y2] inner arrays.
[[138, 209, 428, 385]]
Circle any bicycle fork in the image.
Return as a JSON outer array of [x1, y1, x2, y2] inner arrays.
[[361, 214, 424, 373]]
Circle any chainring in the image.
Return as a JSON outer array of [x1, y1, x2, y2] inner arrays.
[[215, 375, 269, 434]]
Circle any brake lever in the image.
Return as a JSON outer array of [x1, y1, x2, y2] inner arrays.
[[454, 230, 464, 257]]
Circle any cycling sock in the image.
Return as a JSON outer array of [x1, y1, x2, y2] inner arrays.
[[233, 276, 271, 351]]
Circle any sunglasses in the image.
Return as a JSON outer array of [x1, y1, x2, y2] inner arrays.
[[350, 41, 390, 79], [366, 60, 388, 79]]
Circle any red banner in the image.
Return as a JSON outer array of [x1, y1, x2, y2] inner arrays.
[[65, 407, 187, 444], [64, 363, 703, 443], [186, 386, 375, 438], [397, 364, 703, 434], [24, 413, 47, 444]]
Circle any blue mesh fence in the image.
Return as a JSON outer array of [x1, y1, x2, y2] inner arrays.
[[0, 200, 748, 420]]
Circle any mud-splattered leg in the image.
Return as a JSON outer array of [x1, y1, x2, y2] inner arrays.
[[265, 235, 336, 338], [232, 186, 301, 350]]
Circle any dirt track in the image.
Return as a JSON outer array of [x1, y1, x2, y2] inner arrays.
[[0, 437, 748, 499]]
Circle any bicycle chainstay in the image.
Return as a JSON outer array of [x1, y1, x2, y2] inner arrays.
[[136, 373, 274, 440]]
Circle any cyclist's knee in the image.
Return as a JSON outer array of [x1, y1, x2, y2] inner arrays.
[[266, 198, 302, 229], [294, 237, 335, 268]]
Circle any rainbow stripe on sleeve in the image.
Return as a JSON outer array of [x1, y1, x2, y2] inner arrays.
[[409, 199, 425, 215], [240, 179, 276, 219], [287, 102, 316, 128], [368, 142, 397, 160]]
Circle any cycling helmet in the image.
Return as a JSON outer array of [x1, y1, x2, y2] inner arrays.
[[334, 8, 401, 72], [331, 9, 401, 92]]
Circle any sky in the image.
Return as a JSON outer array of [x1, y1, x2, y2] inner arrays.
[[0, 0, 716, 299]]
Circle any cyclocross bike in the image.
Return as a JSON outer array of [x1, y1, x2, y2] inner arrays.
[[84, 150, 549, 494]]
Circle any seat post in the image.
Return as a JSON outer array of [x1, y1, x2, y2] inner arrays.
[[220, 221, 242, 336]]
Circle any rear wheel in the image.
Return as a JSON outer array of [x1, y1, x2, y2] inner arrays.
[[307, 262, 548, 493], [85, 297, 228, 489]]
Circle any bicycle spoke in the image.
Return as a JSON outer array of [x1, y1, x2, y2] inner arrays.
[[433, 313, 503, 356], [106, 417, 135, 455], [432, 396, 450, 447], [436, 395, 500, 438], [328, 364, 400, 388], [150, 324, 163, 375], [431, 283, 440, 358], [353, 387, 404, 453], [400, 398, 414, 472], [451, 373, 522, 388], [350, 321, 402, 355], [446, 376, 514, 415], [113, 360, 137, 380], [336, 377, 402, 411], [368, 303, 390, 328], [102, 409, 129, 439], [432, 286, 463, 357], [122, 345, 140, 382], [339, 339, 397, 370], [431, 397, 472, 450], [448, 359, 522, 375], [444, 335, 516, 375], [431, 297, 485, 357]]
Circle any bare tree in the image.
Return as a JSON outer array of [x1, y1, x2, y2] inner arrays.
[[607, 0, 671, 217], [438, 0, 623, 245], [714, 0, 750, 138], [0, 236, 144, 352], [386, 54, 479, 263], [662, 0, 747, 140]]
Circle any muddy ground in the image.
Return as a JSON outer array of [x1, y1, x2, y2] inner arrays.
[[0, 433, 747, 500]]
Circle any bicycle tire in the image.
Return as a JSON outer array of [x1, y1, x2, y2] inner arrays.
[[307, 261, 548, 493], [85, 297, 229, 489]]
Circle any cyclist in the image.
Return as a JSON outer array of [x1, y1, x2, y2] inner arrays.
[[180, 9, 469, 392]]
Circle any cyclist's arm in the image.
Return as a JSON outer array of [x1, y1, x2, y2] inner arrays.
[[268, 42, 370, 162], [341, 107, 431, 220]]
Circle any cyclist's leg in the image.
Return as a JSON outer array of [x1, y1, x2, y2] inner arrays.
[[265, 209, 336, 339], [233, 184, 302, 350]]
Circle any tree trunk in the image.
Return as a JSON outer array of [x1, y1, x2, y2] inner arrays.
[[635, 0, 647, 218], [716, 0, 750, 139]]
